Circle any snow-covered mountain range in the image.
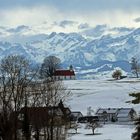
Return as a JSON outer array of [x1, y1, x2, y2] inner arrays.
[[0, 26, 140, 79]]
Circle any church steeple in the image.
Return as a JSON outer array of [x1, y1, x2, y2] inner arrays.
[[69, 65, 73, 71]]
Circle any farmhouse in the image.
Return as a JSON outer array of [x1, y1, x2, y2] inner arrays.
[[70, 111, 83, 121], [95, 108, 118, 122], [53, 65, 75, 80], [18, 104, 71, 140], [19, 101, 71, 128], [117, 108, 137, 122], [95, 108, 137, 122]]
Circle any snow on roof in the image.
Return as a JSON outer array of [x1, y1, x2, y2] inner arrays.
[[96, 108, 135, 115], [71, 111, 83, 117], [96, 108, 118, 114], [117, 113, 129, 117], [117, 108, 135, 117], [118, 108, 131, 113]]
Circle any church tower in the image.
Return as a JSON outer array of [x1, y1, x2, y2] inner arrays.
[[69, 65, 73, 71]]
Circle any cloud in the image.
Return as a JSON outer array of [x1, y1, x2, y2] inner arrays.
[[0, 32, 3, 35], [0, 26, 6, 29], [1, 0, 140, 14], [0, 6, 62, 27], [134, 17, 140, 23], [54, 20, 78, 28], [0, 1, 139, 33], [7, 25, 30, 33], [78, 23, 90, 30]]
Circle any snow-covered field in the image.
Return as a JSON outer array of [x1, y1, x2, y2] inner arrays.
[[64, 78, 140, 140], [68, 124, 133, 140]]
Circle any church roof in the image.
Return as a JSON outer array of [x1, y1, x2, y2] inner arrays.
[[54, 69, 75, 76]]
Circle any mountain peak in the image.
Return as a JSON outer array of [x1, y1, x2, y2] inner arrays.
[[0, 27, 140, 78], [48, 32, 57, 39]]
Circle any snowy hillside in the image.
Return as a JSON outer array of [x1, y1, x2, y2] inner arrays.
[[64, 79, 140, 140], [0, 27, 140, 78]]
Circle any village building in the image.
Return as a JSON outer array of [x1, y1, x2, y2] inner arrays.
[[19, 107, 69, 139], [53, 65, 76, 80], [19, 106, 71, 127], [95, 108, 137, 122], [70, 111, 83, 122], [18, 101, 72, 139], [117, 108, 137, 122], [95, 108, 118, 122]]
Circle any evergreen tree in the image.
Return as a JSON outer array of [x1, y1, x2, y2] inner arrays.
[[128, 92, 140, 104], [132, 117, 140, 140], [128, 92, 140, 140]]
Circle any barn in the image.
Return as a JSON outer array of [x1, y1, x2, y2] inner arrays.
[[117, 108, 137, 122], [95, 108, 137, 122]]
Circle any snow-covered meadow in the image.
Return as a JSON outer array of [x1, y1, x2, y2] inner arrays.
[[68, 124, 133, 140], [64, 78, 140, 140]]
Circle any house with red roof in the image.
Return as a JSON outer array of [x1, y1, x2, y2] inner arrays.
[[53, 65, 76, 80]]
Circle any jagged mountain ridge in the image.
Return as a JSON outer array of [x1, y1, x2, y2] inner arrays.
[[0, 28, 140, 78]]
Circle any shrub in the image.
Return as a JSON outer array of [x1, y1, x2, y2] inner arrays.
[[112, 70, 122, 80]]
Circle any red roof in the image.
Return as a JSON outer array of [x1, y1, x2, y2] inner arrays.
[[54, 70, 75, 76]]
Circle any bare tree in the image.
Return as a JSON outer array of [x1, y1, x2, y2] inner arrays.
[[45, 80, 71, 106], [0, 55, 38, 140], [70, 122, 80, 134], [37, 80, 71, 140], [131, 57, 140, 78], [40, 56, 61, 79], [0, 55, 70, 140], [86, 120, 99, 135], [23, 79, 71, 140]]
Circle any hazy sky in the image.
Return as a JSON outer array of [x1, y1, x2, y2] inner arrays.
[[0, 0, 140, 33]]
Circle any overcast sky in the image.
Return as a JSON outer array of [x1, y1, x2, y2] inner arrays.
[[0, 0, 140, 33]]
